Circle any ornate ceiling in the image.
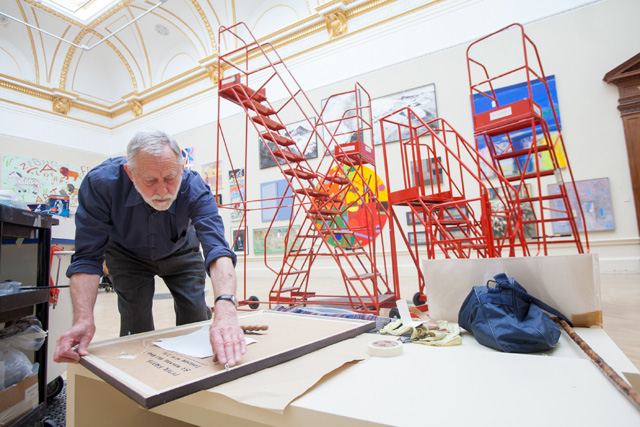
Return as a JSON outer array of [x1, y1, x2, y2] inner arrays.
[[0, 0, 440, 130]]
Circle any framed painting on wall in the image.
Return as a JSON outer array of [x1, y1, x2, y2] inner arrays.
[[1, 154, 91, 207], [253, 225, 300, 254], [260, 179, 294, 222], [319, 92, 360, 155], [259, 118, 318, 169], [373, 83, 438, 145], [410, 157, 444, 187], [228, 168, 245, 222], [201, 160, 224, 193], [472, 75, 566, 178], [231, 227, 246, 252], [488, 184, 536, 239], [548, 177, 614, 233], [407, 231, 427, 246]]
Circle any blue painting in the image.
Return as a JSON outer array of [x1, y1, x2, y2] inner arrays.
[[472, 75, 567, 177]]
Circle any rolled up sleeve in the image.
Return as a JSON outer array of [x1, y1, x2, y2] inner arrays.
[[188, 176, 236, 273]]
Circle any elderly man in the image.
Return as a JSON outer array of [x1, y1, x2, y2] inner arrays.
[[54, 130, 245, 367]]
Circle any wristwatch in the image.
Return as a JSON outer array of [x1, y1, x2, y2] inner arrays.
[[215, 294, 239, 308]]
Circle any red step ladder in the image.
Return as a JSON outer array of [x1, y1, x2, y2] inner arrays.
[[466, 23, 589, 255], [216, 23, 398, 314]]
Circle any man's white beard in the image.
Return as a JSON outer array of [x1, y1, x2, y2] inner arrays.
[[134, 177, 181, 211]]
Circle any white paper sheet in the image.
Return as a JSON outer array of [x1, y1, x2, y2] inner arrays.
[[153, 325, 256, 358], [395, 299, 425, 328]]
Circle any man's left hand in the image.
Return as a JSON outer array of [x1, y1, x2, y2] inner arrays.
[[209, 302, 246, 367]]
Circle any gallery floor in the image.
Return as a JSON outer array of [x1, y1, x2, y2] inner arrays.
[[90, 272, 640, 370]]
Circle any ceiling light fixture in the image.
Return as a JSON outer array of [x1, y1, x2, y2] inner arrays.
[[0, 0, 169, 51]]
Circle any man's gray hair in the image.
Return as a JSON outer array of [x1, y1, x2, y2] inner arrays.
[[126, 130, 182, 170]]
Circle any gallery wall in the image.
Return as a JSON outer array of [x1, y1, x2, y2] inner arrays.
[[175, 0, 640, 274], [0, 0, 638, 275]]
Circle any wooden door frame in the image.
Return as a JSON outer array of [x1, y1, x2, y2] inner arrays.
[[604, 53, 640, 235]]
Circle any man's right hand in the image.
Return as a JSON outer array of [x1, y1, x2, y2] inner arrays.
[[54, 320, 96, 363]]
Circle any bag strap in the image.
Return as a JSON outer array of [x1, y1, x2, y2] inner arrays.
[[493, 273, 574, 327]]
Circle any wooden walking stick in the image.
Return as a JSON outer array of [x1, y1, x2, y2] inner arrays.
[[554, 317, 640, 411]]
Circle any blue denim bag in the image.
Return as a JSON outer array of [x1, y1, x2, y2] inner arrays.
[[458, 273, 573, 353]]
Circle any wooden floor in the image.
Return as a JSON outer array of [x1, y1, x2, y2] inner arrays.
[[92, 272, 640, 370]]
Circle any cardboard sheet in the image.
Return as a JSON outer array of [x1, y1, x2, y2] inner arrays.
[[80, 310, 375, 409], [206, 335, 371, 413], [422, 254, 602, 327]]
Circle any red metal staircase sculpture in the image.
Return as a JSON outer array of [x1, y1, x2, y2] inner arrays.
[[216, 23, 397, 314], [466, 23, 589, 255]]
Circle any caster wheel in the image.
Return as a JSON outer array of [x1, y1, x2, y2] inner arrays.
[[47, 376, 64, 402], [389, 308, 400, 319], [413, 292, 425, 306], [248, 295, 260, 310]]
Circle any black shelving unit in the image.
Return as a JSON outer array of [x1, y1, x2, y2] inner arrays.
[[0, 205, 58, 426]]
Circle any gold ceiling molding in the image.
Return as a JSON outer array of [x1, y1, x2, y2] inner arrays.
[[111, 83, 218, 130], [1, 97, 112, 129], [47, 26, 70, 85], [190, 0, 217, 51], [52, 96, 71, 114], [324, 10, 348, 38], [1, 76, 54, 100], [346, 0, 398, 18], [8, 0, 452, 128], [18, 0, 39, 85], [0, 75, 114, 117], [62, 28, 139, 93]]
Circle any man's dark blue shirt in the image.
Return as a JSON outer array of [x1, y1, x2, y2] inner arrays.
[[67, 157, 236, 277]]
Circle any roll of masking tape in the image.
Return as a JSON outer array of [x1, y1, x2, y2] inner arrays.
[[368, 339, 403, 357]]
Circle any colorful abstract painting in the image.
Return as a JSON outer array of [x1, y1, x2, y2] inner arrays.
[[316, 164, 389, 249], [201, 160, 224, 193], [1, 154, 91, 207]]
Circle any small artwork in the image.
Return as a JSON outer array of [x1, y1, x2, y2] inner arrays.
[[259, 118, 318, 169], [410, 157, 444, 187], [406, 211, 426, 226], [201, 160, 224, 193], [182, 147, 195, 170], [548, 178, 614, 233], [260, 179, 293, 222], [228, 168, 245, 222], [488, 184, 536, 239], [373, 84, 438, 145], [253, 225, 301, 254], [407, 231, 427, 246], [231, 228, 246, 252]]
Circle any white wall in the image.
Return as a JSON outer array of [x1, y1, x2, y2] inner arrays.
[[175, 0, 640, 274], [0, 0, 638, 274]]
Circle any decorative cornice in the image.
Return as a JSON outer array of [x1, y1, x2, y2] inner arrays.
[[7, 0, 448, 126]]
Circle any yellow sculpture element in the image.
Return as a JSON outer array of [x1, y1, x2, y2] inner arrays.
[[129, 99, 143, 117], [325, 11, 347, 38], [206, 64, 222, 86], [52, 96, 71, 115]]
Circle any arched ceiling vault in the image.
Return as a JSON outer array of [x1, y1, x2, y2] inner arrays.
[[5, 0, 431, 128]]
